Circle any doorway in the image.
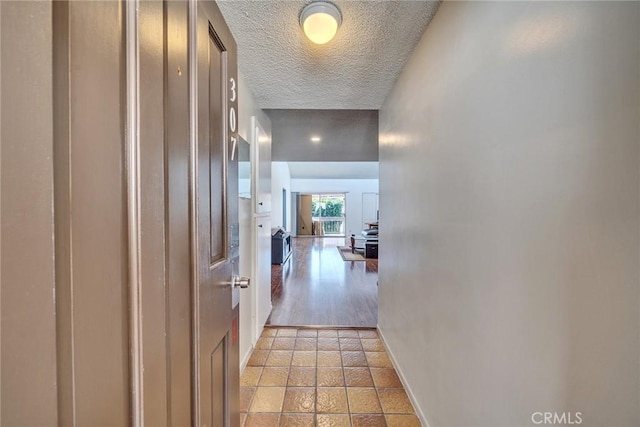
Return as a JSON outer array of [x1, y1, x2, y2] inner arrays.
[[296, 193, 347, 237]]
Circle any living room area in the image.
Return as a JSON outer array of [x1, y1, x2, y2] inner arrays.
[[268, 160, 380, 327]]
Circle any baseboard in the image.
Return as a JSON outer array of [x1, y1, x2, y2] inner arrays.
[[377, 325, 431, 427], [244, 306, 273, 373], [240, 344, 253, 373]]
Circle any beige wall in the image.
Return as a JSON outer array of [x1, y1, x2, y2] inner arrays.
[[1, 2, 58, 424], [379, 2, 639, 426]]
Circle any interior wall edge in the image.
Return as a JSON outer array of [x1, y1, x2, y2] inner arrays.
[[377, 325, 431, 427]]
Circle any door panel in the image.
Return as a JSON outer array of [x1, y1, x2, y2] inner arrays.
[[253, 118, 272, 214], [255, 216, 273, 331], [194, 2, 239, 426], [209, 34, 226, 265]]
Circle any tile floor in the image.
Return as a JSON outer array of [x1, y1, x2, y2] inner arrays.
[[240, 327, 421, 427]]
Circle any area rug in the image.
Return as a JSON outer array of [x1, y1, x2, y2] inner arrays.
[[337, 246, 367, 261]]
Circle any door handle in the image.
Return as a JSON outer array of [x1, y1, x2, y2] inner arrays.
[[232, 276, 250, 289]]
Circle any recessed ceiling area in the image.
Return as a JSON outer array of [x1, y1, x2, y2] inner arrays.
[[217, 0, 441, 109], [267, 109, 378, 162], [287, 162, 379, 180]]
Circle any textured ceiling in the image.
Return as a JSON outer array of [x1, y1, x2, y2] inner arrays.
[[218, 0, 441, 109]]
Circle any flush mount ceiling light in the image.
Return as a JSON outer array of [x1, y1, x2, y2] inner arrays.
[[310, 136, 321, 142], [300, 2, 342, 45]]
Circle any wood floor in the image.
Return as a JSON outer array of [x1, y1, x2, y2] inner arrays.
[[269, 238, 378, 327]]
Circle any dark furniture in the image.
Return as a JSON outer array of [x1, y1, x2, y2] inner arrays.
[[272, 229, 292, 264], [350, 226, 379, 258], [365, 241, 378, 259]]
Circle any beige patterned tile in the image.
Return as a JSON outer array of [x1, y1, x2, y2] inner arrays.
[[341, 351, 367, 367], [365, 351, 393, 368], [240, 387, 255, 413], [291, 351, 317, 367], [316, 388, 348, 413], [357, 330, 379, 339], [317, 330, 339, 338], [288, 367, 316, 387], [280, 413, 316, 427], [295, 338, 317, 351], [386, 414, 422, 427], [337, 330, 360, 338], [317, 351, 342, 367], [346, 388, 382, 413], [317, 367, 344, 387], [370, 368, 403, 388], [316, 414, 350, 427], [255, 337, 274, 350], [343, 367, 374, 387], [360, 339, 386, 352], [245, 413, 280, 427], [282, 387, 316, 413], [272, 337, 296, 350], [249, 387, 286, 412], [317, 338, 340, 351], [261, 328, 278, 337], [352, 414, 386, 427], [338, 338, 362, 351], [241, 367, 263, 387], [247, 350, 270, 366], [266, 350, 293, 367], [240, 413, 247, 427], [259, 367, 290, 386], [378, 389, 415, 414], [277, 329, 299, 337], [297, 329, 318, 338]]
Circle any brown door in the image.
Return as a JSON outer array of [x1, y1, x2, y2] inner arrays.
[[2, 1, 240, 424], [193, 2, 240, 426]]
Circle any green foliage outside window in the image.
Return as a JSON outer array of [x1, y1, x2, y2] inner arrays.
[[311, 197, 343, 217]]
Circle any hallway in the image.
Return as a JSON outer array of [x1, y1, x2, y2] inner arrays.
[[2, 1, 639, 425], [269, 238, 378, 327], [240, 327, 419, 427]]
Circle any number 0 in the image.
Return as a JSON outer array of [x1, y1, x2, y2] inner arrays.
[[229, 108, 237, 133]]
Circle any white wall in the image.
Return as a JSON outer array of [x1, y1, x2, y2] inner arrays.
[[379, 2, 639, 427], [237, 72, 272, 369], [271, 162, 292, 232], [290, 179, 379, 237]]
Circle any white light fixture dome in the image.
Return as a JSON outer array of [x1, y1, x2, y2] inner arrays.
[[299, 2, 342, 45]]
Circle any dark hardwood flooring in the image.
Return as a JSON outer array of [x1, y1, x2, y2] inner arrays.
[[268, 237, 378, 327]]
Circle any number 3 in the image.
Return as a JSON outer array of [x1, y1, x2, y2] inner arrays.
[[229, 78, 236, 102], [229, 77, 237, 132]]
